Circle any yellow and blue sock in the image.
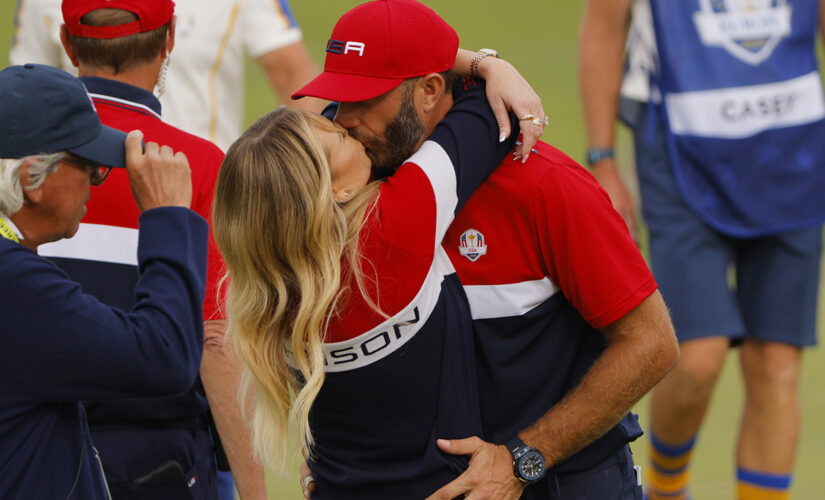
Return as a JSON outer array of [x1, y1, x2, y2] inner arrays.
[[646, 432, 695, 500], [737, 468, 791, 500]]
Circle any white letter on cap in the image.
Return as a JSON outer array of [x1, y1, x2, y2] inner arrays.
[[344, 42, 365, 56]]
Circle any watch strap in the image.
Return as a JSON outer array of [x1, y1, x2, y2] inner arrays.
[[586, 147, 615, 167], [505, 436, 530, 461]]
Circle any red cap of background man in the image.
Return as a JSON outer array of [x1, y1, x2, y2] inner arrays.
[[62, 0, 175, 39], [293, 0, 458, 103]]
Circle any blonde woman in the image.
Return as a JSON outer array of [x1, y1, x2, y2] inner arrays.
[[213, 65, 519, 497]]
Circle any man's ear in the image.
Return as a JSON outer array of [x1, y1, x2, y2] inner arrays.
[[415, 73, 447, 114], [59, 24, 80, 68], [164, 16, 176, 57], [19, 160, 44, 205]]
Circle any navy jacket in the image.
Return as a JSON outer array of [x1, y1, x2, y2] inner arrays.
[[0, 207, 207, 499]]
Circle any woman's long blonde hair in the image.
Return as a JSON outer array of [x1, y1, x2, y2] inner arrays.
[[213, 107, 380, 471]]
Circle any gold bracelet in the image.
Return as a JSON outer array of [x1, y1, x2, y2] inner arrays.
[[471, 48, 501, 78]]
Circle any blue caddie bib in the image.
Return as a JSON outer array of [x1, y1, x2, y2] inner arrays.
[[649, 0, 825, 237]]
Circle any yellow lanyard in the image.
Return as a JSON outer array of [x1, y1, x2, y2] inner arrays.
[[0, 216, 20, 243]]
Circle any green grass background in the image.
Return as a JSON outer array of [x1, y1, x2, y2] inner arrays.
[[4, 1, 824, 497]]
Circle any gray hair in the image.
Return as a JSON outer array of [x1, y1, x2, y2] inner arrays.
[[0, 152, 66, 216]]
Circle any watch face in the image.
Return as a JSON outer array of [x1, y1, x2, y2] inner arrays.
[[517, 452, 546, 482]]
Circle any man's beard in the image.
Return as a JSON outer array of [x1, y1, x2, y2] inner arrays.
[[353, 88, 425, 179]]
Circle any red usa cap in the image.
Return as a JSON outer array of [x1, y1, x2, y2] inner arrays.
[[293, 0, 458, 102], [62, 0, 175, 40]]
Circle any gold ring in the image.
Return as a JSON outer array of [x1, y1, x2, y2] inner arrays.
[[519, 113, 534, 121], [532, 116, 549, 126]]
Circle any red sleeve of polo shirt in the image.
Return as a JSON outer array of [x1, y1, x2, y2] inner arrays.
[[534, 158, 656, 329]]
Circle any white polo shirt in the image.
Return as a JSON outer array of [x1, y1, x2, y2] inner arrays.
[[621, 0, 660, 103]]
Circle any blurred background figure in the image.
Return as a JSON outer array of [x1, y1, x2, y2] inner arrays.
[[580, 1, 825, 499], [11, 0, 324, 151]]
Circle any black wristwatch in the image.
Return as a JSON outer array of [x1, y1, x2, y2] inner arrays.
[[505, 437, 547, 485]]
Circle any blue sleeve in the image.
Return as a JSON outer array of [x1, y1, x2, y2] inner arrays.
[[0, 207, 208, 402], [322, 102, 338, 120], [429, 77, 519, 213]]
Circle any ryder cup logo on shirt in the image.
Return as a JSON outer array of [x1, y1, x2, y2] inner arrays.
[[693, 0, 791, 66], [458, 229, 487, 262]]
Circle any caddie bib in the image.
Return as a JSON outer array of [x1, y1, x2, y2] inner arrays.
[[649, 0, 825, 237]]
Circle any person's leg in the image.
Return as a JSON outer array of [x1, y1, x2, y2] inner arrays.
[[738, 339, 801, 472], [634, 106, 743, 500], [646, 337, 728, 500], [733, 226, 821, 500], [650, 338, 728, 444], [736, 339, 800, 500]]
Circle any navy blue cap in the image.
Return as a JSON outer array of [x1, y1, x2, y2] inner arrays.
[[0, 64, 127, 168]]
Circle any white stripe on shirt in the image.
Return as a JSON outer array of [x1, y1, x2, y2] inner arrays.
[[38, 223, 138, 266], [405, 140, 459, 251], [464, 277, 560, 320]]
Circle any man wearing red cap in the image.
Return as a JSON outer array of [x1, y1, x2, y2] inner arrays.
[[295, 1, 679, 499], [11, 0, 323, 151], [42, 1, 265, 498]]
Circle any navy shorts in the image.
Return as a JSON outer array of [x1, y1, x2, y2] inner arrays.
[[91, 424, 218, 500], [523, 445, 641, 500], [632, 101, 821, 347]]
